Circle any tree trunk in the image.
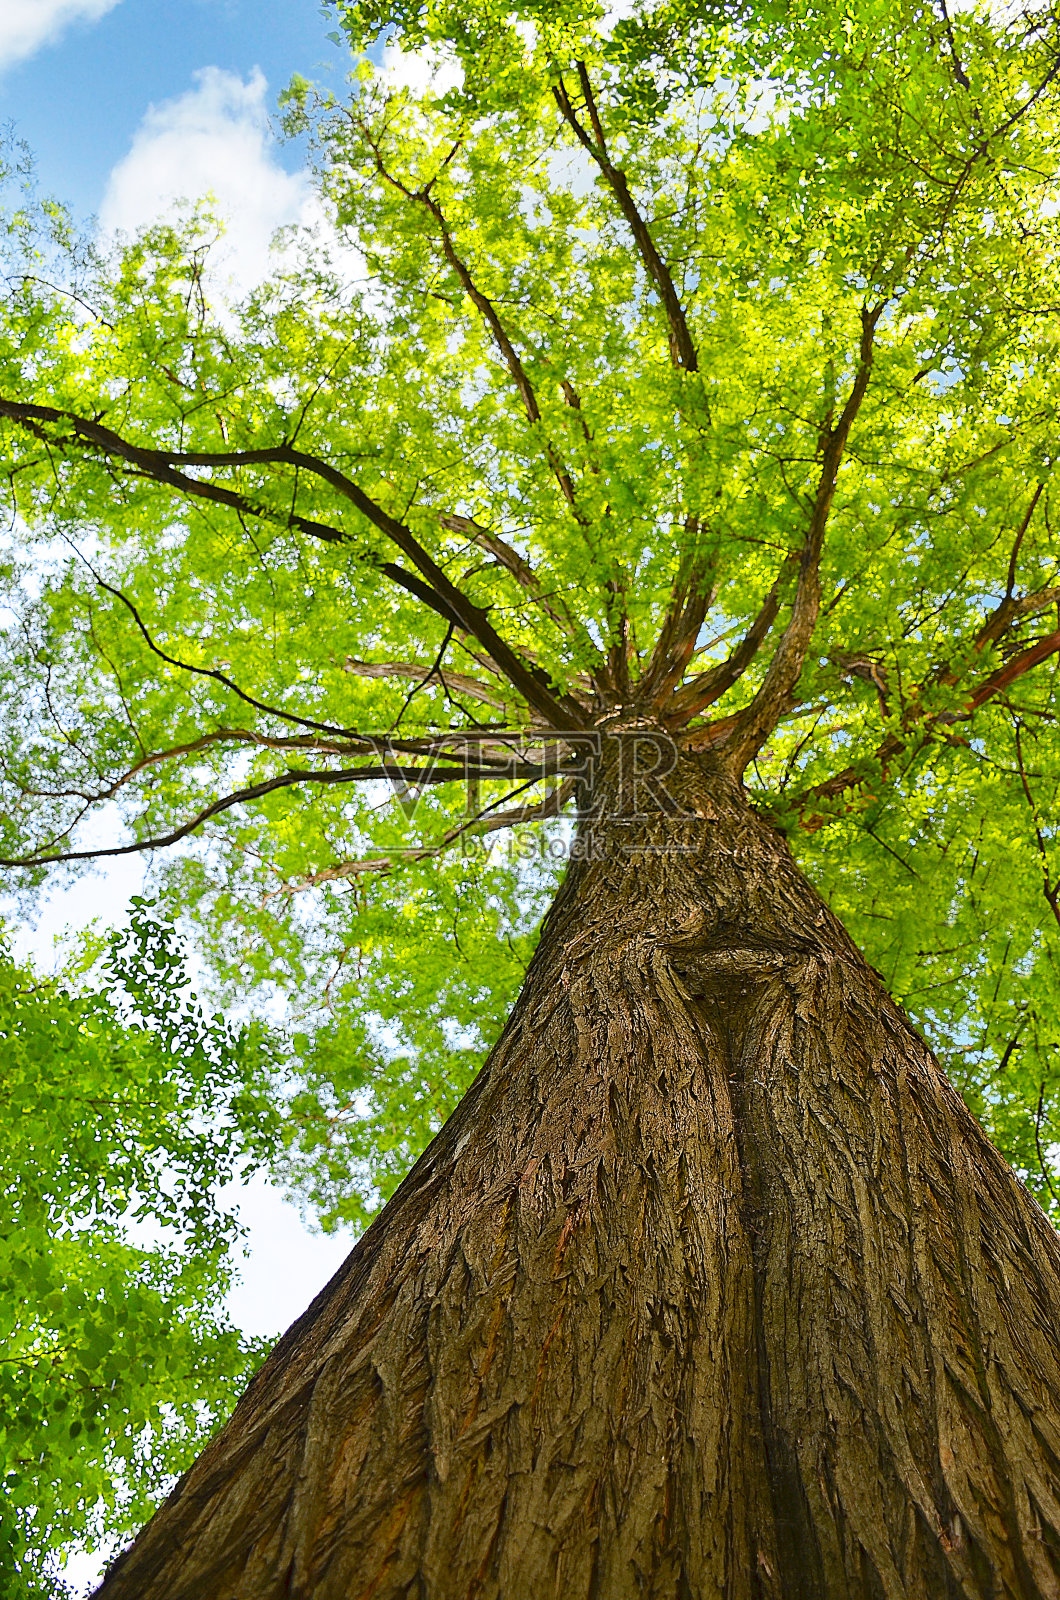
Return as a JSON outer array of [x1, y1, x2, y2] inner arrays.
[[96, 751, 1060, 1599]]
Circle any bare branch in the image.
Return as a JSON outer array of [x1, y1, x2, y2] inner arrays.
[[968, 484, 1047, 656], [344, 657, 508, 708], [610, 606, 636, 699], [0, 755, 546, 870], [991, 44, 1060, 143], [790, 732, 906, 824], [679, 710, 745, 752], [1034, 1081, 1059, 1202], [1, 398, 345, 541], [552, 64, 698, 373]]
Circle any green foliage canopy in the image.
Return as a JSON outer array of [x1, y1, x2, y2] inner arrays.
[[0, 904, 278, 1595], [1, 0, 1060, 1228]]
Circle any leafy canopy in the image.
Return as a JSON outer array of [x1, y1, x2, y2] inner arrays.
[[0, 903, 279, 1597], [1, 0, 1060, 1221]]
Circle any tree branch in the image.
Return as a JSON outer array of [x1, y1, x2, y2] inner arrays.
[[94, 575, 376, 739], [439, 512, 586, 645], [639, 527, 716, 706], [1013, 718, 1060, 931], [789, 612, 1060, 826], [974, 483, 1048, 647], [6, 723, 497, 814], [965, 624, 1060, 711], [0, 397, 587, 728], [0, 398, 465, 631], [0, 756, 546, 870], [343, 657, 508, 708], [356, 130, 588, 523], [665, 556, 794, 724], [721, 303, 883, 772], [552, 64, 698, 373]]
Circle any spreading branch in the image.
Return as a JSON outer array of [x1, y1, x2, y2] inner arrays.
[[721, 302, 883, 772], [0, 397, 587, 729], [789, 592, 1060, 824], [639, 530, 716, 706], [97, 575, 372, 740], [0, 755, 548, 871], [343, 657, 508, 709], [439, 512, 587, 648], [665, 557, 794, 725], [355, 129, 588, 522], [966, 624, 1060, 711], [552, 64, 698, 373]]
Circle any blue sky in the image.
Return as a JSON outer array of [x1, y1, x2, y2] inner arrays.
[[1, 0, 342, 219]]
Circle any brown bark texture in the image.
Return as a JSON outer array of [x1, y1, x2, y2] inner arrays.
[[96, 752, 1060, 1599]]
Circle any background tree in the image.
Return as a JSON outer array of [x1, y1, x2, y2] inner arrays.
[[3, 0, 1060, 1593], [0, 903, 278, 1597]]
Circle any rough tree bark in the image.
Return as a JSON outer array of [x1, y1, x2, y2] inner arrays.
[[97, 749, 1060, 1599]]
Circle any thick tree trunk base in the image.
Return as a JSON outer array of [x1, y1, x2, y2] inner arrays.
[[97, 758, 1060, 1599]]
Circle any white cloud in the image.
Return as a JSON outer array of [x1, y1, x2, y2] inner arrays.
[[100, 67, 319, 295], [0, 0, 120, 72]]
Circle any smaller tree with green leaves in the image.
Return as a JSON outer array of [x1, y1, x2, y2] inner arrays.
[[0, 901, 279, 1598]]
